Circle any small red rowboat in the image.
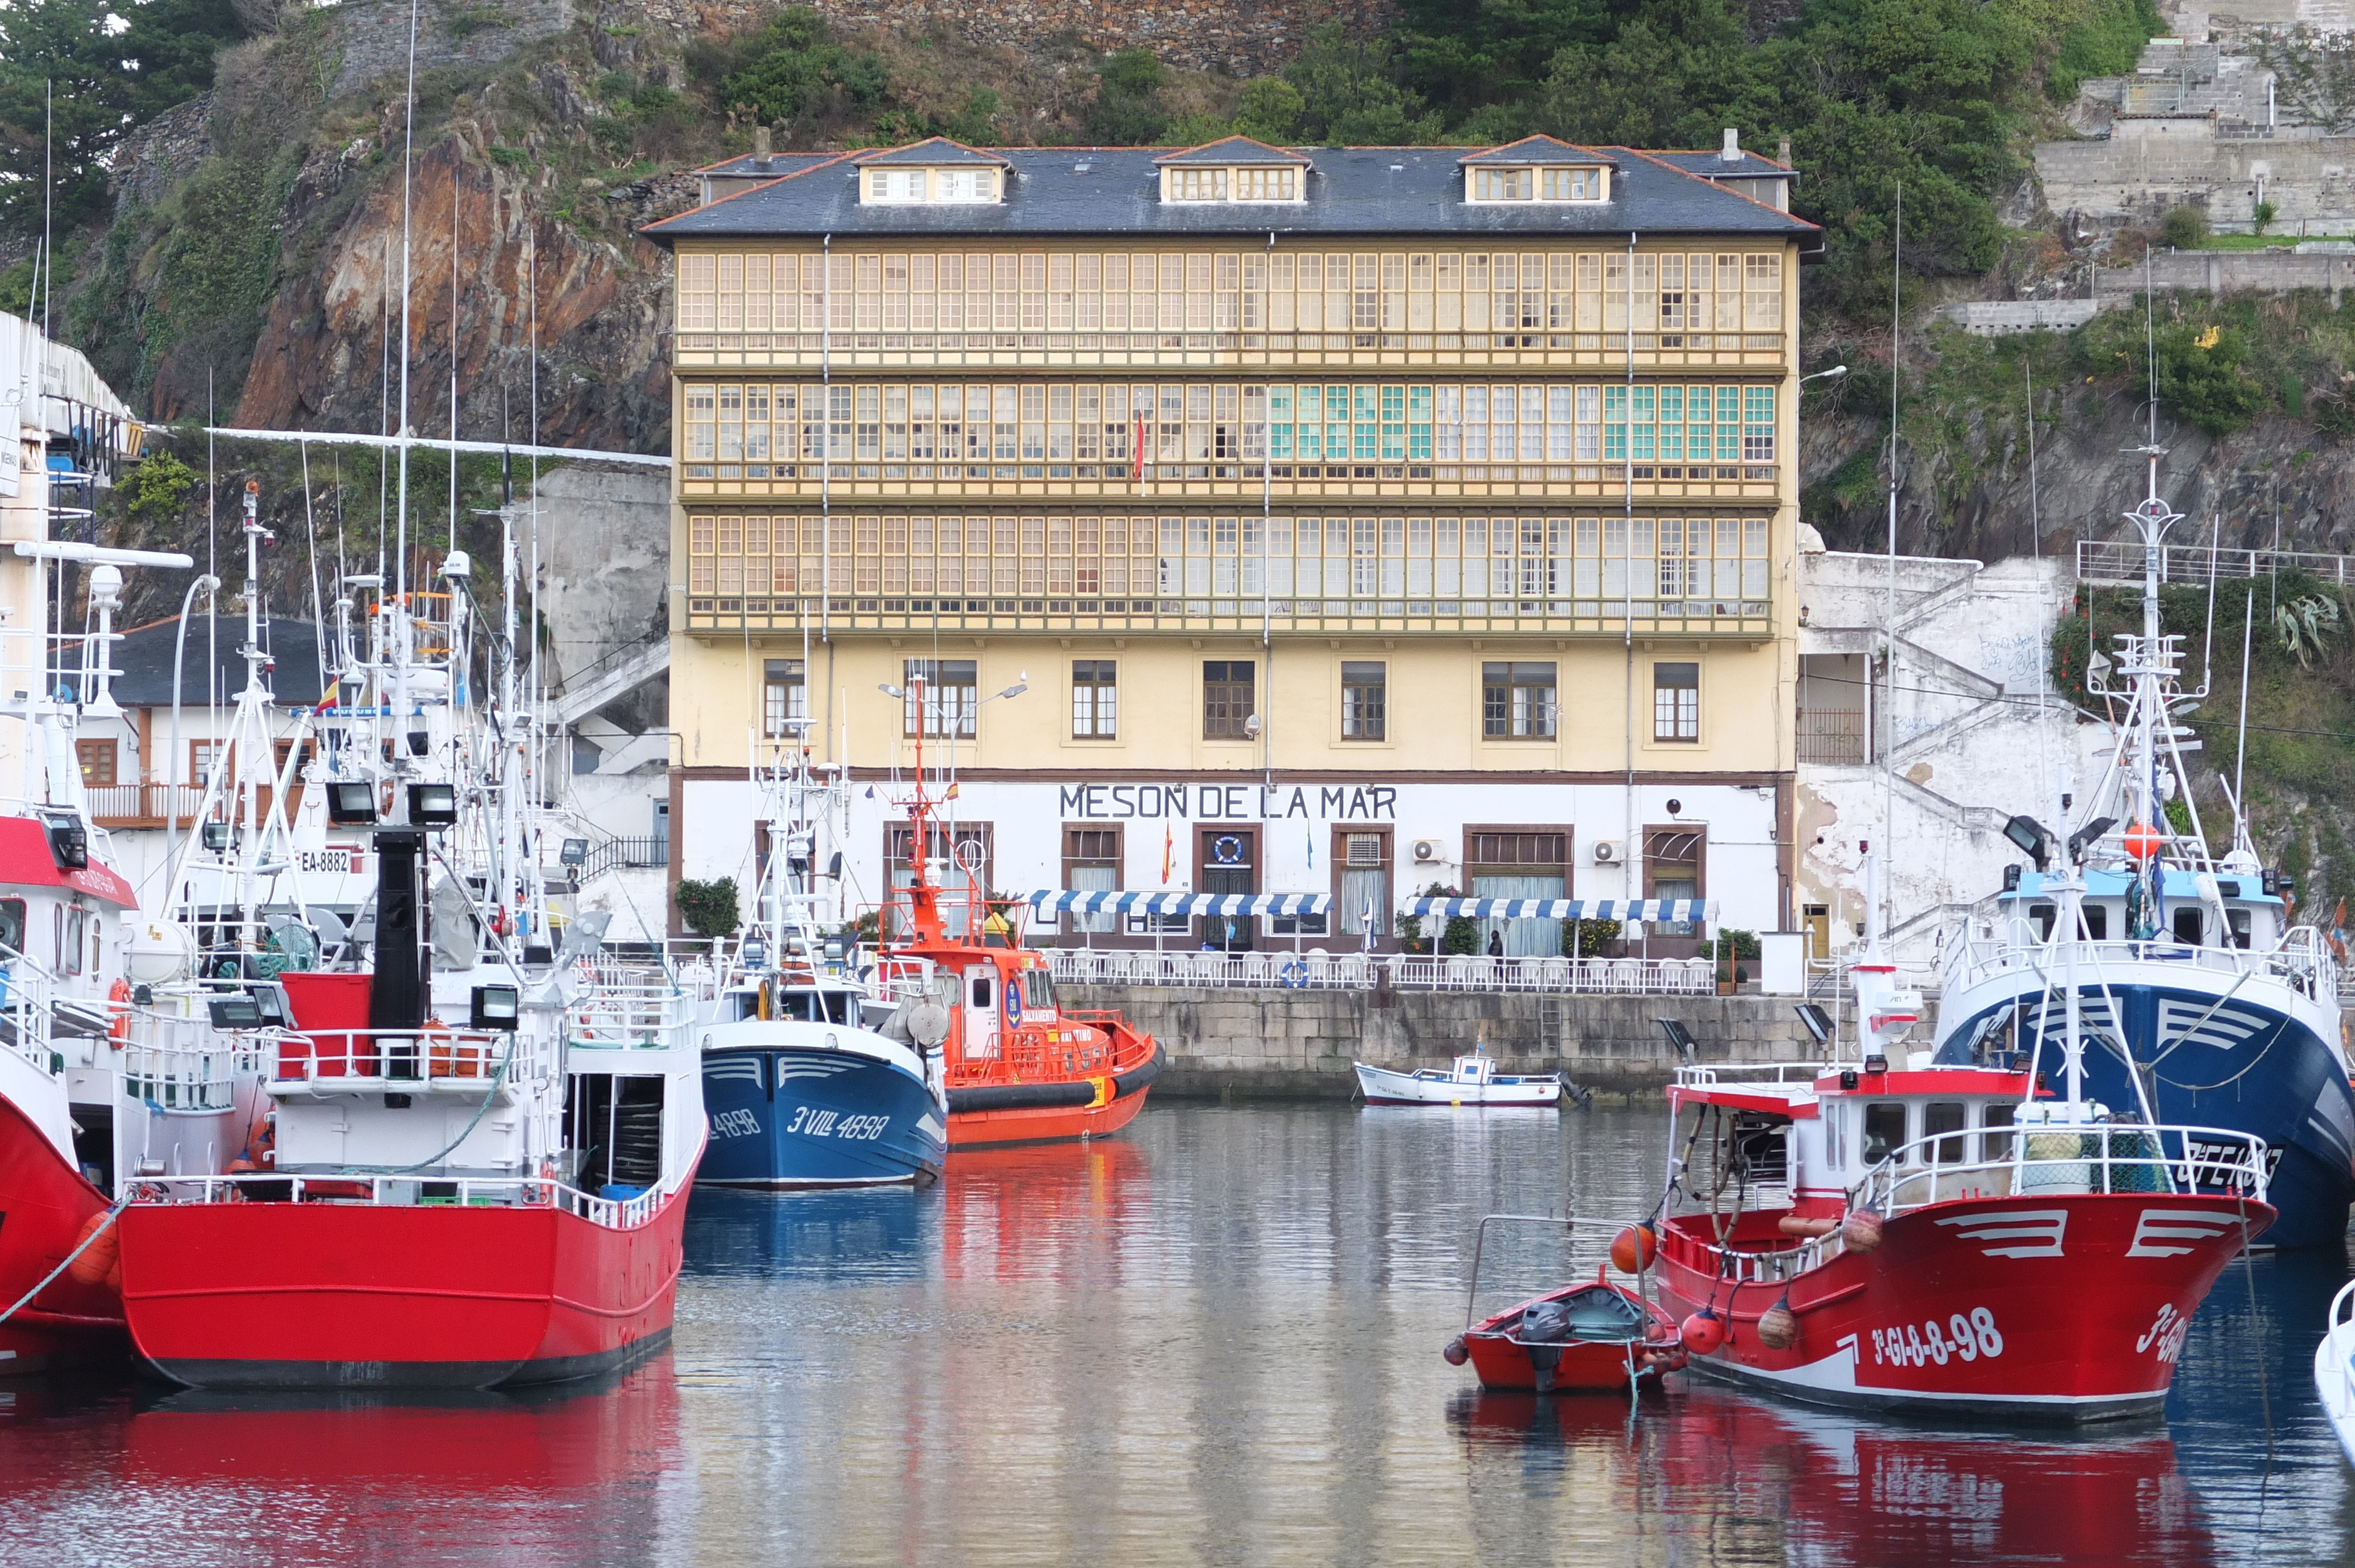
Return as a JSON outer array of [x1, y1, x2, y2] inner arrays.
[[1448, 1273, 1686, 1393]]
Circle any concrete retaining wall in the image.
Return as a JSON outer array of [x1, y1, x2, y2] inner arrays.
[[2091, 248, 2355, 297], [2037, 133, 2355, 234], [1934, 300, 2107, 334], [1070, 985, 1817, 1101]]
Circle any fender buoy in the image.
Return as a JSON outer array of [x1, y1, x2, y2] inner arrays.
[[1757, 1295, 1800, 1351], [66, 1210, 120, 1288], [1280, 959, 1308, 989], [107, 978, 131, 1048], [1680, 1308, 1726, 1355], [1442, 1336, 1470, 1366], [1610, 1222, 1659, 1274], [1841, 1208, 1885, 1253]]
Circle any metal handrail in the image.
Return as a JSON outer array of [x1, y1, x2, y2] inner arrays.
[[1043, 949, 1720, 995], [1852, 1122, 2270, 1214], [1946, 932, 2337, 999], [134, 1171, 671, 1230]]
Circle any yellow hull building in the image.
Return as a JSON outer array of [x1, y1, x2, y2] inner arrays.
[[647, 134, 1816, 952]]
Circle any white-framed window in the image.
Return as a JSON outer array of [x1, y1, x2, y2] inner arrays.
[[764, 659, 807, 737], [1471, 168, 1533, 201], [1541, 167, 1604, 201], [864, 167, 997, 204], [1234, 167, 1298, 202], [936, 168, 996, 202], [1166, 168, 1230, 202], [867, 168, 928, 202]]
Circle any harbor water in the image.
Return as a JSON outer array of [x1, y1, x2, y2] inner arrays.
[[1, 1101, 2347, 1566]]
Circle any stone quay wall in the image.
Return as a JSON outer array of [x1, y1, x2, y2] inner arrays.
[[1070, 986, 1819, 1101], [2091, 248, 2355, 300]]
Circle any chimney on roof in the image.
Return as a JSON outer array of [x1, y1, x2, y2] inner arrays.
[[1720, 128, 1742, 164], [754, 125, 773, 168], [1777, 135, 1792, 166]]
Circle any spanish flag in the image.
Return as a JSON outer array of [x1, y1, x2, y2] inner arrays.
[[943, 781, 961, 801]]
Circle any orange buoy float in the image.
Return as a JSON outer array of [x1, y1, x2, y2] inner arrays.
[[107, 978, 132, 1048], [2122, 820, 2165, 862], [1841, 1208, 1885, 1253], [1610, 1222, 1659, 1274], [1680, 1307, 1726, 1354], [65, 1210, 120, 1287], [1757, 1295, 1800, 1351]]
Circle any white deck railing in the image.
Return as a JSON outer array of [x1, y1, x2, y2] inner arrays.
[[1046, 949, 1721, 995], [135, 1171, 668, 1230]]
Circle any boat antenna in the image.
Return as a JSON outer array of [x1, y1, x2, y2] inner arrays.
[[1881, 182, 1900, 946]]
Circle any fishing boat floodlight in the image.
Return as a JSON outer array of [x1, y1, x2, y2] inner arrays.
[[251, 985, 289, 1029], [327, 780, 379, 825], [470, 984, 520, 1031], [38, 808, 88, 869], [2001, 814, 2052, 871], [201, 820, 234, 853], [1655, 1018, 1697, 1061], [207, 993, 265, 1031], [1793, 1003, 1834, 1049], [559, 837, 589, 867], [2067, 816, 2119, 864], [407, 782, 460, 828], [1862, 1052, 1890, 1075]]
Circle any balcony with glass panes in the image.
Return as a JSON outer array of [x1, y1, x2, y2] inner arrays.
[[675, 378, 1782, 505], [681, 512, 1774, 638], [668, 248, 1790, 375]]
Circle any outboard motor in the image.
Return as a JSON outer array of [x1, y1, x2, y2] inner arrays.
[[1519, 1298, 1573, 1391]]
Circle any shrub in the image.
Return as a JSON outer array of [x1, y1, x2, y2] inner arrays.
[[676, 878, 740, 938], [2159, 205, 2208, 250]]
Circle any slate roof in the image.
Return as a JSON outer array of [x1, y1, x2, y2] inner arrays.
[[73, 616, 333, 709], [645, 145, 1819, 244], [1457, 135, 1616, 167], [1153, 137, 1312, 167], [1650, 150, 1795, 180], [689, 151, 841, 180], [851, 138, 1010, 167]]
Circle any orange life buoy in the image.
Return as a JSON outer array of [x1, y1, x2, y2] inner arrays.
[[107, 978, 131, 1049]]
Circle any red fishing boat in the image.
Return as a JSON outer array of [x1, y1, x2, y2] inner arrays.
[[1643, 858, 2274, 1422], [0, 812, 140, 1373], [875, 758, 1162, 1150], [1449, 1270, 1684, 1393]]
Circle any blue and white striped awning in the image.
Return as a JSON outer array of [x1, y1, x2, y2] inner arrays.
[[1026, 891, 1332, 916], [1404, 898, 1719, 923]]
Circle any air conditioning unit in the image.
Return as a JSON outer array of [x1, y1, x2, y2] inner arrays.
[[1411, 838, 1450, 864], [1591, 840, 1621, 865]]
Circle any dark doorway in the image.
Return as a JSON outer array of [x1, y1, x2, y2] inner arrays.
[[1198, 826, 1257, 951]]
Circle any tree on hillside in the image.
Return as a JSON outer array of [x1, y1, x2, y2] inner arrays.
[[0, 0, 244, 237]]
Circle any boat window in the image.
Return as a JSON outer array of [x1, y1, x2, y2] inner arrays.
[[1862, 1102, 1906, 1164], [1923, 1102, 1966, 1164], [0, 898, 22, 957], [63, 908, 85, 976], [1021, 967, 1056, 1012], [2081, 904, 2107, 941], [2227, 908, 2251, 949], [2029, 903, 2055, 941], [970, 975, 993, 1009], [1981, 1101, 2015, 1161], [2172, 906, 2203, 946], [731, 989, 758, 1021], [1825, 1104, 1845, 1169]]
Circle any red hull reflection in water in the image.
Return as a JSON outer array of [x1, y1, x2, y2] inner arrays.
[[1451, 1384, 2216, 1567], [0, 1358, 682, 1564], [942, 1138, 1149, 1283]]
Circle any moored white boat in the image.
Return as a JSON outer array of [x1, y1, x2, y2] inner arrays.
[[1356, 1049, 1564, 1107], [2320, 1280, 2355, 1468]]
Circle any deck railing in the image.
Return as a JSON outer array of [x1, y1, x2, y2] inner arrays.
[[1945, 931, 2339, 1004], [131, 1171, 669, 1230], [268, 1025, 526, 1087], [1047, 949, 1720, 995]]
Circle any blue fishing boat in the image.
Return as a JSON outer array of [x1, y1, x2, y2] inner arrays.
[[1932, 447, 2354, 1250], [691, 756, 948, 1190]]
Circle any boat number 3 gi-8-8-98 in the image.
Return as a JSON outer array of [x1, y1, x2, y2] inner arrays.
[[786, 1106, 890, 1141], [1870, 1308, 2004, 1367]]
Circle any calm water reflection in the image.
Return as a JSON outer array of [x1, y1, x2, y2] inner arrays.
[[0, 1102, 2346, 1566]]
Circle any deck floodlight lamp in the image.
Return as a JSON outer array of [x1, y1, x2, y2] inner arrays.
[[1793, 1003, 1833, 1049], [408, 782, 459, 828], [201, 820, 233, 853], [1863, 1052, 1889, 1075], [470, 984, 520, 1031], [252, 986, 289, 1028], [2003, 863, 2022, 892], [407, 729, 431, 758], [2067, 816, 2118, 864], [39, 809, 88, 869], [207, 994, 264, 1031], [559, 837, 589, 867], [2002, 814, 2052, 871], [327, 780, 378, 825], [1656, 1018, 1697, 1061]]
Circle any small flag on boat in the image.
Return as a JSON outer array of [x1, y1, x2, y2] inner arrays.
[[943, 782, 961, 801]]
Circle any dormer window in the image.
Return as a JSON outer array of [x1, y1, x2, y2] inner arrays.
[[1163, 165, 1300, 203], [1470, 165, 1607, 203], [863, 167, 999, 204]]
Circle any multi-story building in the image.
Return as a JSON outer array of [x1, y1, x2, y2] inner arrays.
[[647, 132, 1818, 953]]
